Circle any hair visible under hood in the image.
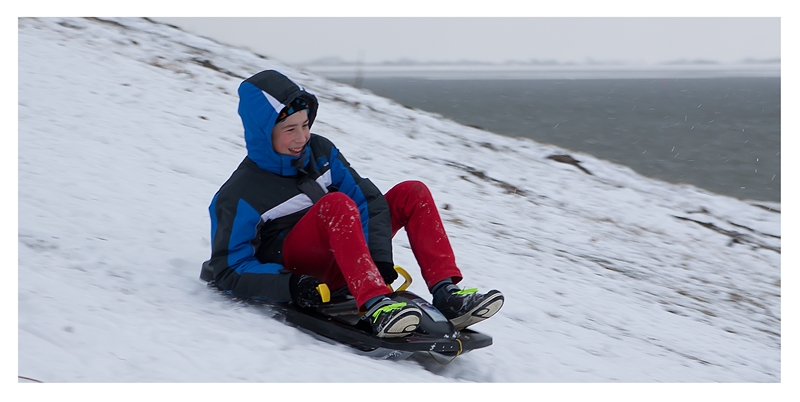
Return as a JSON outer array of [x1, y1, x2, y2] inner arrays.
[[237, 70, 319, 176]]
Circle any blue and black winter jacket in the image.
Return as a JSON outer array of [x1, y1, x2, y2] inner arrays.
[[208, 70, 393, 301]]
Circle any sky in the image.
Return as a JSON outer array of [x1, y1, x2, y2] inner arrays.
[[152, 16, 781, 66], [15, 16, 790, 394]]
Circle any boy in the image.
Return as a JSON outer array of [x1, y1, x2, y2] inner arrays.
[[208, 70, 503, 337]]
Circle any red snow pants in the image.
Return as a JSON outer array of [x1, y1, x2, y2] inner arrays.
[[281, 180, 463, 308]]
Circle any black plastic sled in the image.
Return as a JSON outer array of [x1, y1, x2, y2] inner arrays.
[[199, 261, 493, 361]]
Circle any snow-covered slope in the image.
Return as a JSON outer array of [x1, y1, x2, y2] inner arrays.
[[17, 17, 782, 385]]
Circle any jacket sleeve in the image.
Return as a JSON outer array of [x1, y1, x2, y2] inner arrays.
[[326, 145, 394, 265], [208, 192, 293, 301]]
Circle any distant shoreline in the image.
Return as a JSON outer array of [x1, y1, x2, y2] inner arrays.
[[302, 63, 780, 80]]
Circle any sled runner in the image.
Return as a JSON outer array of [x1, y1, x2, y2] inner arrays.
[[199, 261, 493, 361]]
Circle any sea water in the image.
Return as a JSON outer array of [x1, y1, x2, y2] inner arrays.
[[324, 72, 780, 203]]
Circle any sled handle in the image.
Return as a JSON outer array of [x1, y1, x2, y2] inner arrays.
[[316, 283, 331, 303], [388, 265, 413, 292]]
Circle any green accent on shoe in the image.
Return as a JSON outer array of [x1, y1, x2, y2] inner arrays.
[[454, 288, 478, 295], [371, 302, 408, 323]]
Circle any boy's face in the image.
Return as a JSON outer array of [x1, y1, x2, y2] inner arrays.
[[271, 110, 310, 156]]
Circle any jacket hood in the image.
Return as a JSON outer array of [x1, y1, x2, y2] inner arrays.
[[237, 70, 319, 176]]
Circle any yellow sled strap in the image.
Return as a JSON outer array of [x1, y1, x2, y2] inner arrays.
[[388, 266, 413, 292], [316, 283, 331, 303]]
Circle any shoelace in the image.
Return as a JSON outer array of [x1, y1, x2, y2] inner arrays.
[[370, 302, 408, 323], [453, 288, 478, 295]]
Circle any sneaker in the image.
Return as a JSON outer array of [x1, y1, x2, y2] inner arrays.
[[433, 285, 504, 330], [363, 298, 422, 338]]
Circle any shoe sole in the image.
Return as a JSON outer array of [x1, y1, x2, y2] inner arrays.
[[449, 291, 504, 330], [376, 308, 422, 338]]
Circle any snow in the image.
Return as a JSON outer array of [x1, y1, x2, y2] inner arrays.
[[13, 16, 792, 398]]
